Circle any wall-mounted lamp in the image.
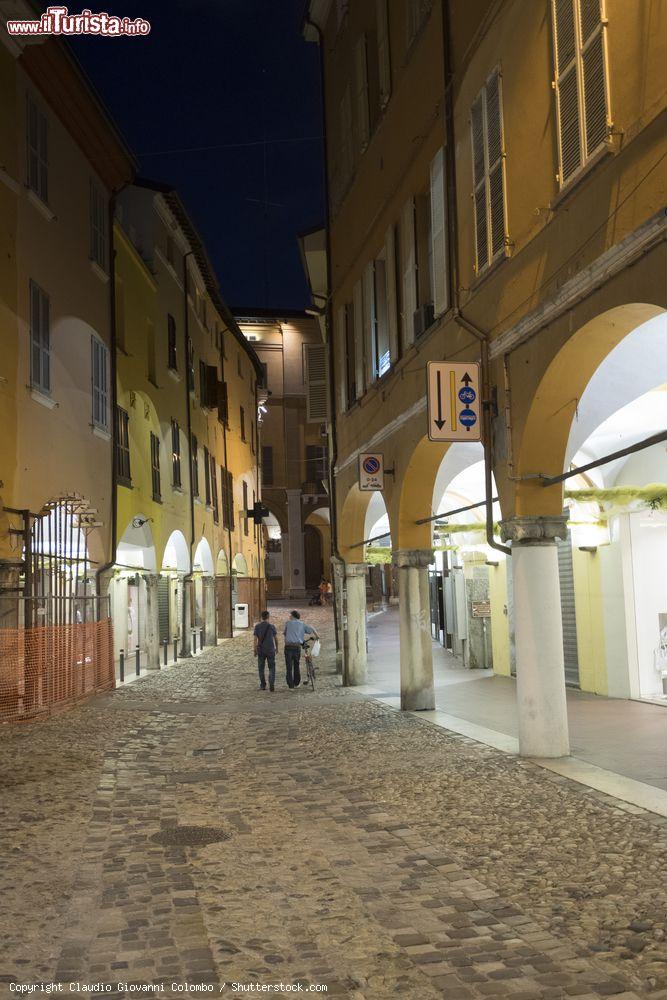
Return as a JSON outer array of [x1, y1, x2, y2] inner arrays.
[[578, 546, 598, 553]]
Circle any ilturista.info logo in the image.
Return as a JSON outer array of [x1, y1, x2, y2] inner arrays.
[[6, 5, 151, 36]]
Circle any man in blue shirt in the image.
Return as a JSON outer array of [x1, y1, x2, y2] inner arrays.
[[283, 610, 319, 689], [253, 610, 278, 691]]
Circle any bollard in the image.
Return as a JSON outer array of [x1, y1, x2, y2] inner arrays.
[[192, 628, 198, 655], [135, 644, 140, 677], [173, 636, 178, 662], [119, 648, 125, 683], [163, 639, 168, 667], [200, 626, 205, 651]]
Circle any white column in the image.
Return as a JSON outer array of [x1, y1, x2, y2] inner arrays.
[[143, 573, 160, 670], [501, 516, 570, 758], [344, 562, 367, 686], [286, 489, 306, 598], [394, 549, 435, 711], [332, 556, 345, 675], [203, 576, 216, 646], [181, 576, 193, 656]]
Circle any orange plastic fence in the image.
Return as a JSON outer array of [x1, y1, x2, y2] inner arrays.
[[0, 618, 114, 724]]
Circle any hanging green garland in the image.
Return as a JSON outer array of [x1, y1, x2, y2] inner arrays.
[[564, 483, 667, 510]]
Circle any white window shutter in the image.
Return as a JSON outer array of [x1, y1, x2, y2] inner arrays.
[[401, 199, 416, 347], [429, 147, 448, 316], [471, 94, 488, 273], [582, 24, 607, 156], [336, 306, 347, 412], [552, 0, 581, 184], [363, 261, 376, 384], [355, 35, 370, 152], [305, 343, 329, 422], [384, 225, 399, 363], [486, 72, 506, 259], [376, 0, 391, 108], [353, 280, 365, 396]]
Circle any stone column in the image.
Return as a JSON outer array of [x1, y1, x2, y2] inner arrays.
[[203, 576, 216, 646], [331, 556, 345, 675], [344, 563, 367, 686], [142, 574, 161, 671], [181, 576, 193, 656], [500, 515, 570, 758], [286, 489, 306, 598], [394, 549, 435, 711]]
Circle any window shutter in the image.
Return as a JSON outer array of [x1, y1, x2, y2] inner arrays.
[[355, 35, 370, 152], [553, 0, 581, 183], [377, 0, 391, 108], [582, 24, 607, 156], [217, 381, 228, 425], [400, 199, 416, 347], [336, 306, 347, 412], [353, 280, 365, 395], [471, 95, 488, 272], [486, 72, 506, 259], [206, 365, 218, 409], [384, 225, 399, 364], [429, 147, 448, 316], [363, 261, 376, 384], [305, 343, 329, 422]]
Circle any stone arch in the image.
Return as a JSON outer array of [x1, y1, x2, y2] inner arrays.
[[216, 549, 230, 575], [233, 553, 248, 576], [116, 514, 157, 572], [515, 304, 666, 517], [338, 485, 375, 561], [161, 529, 190, 573], [394, 437, 452, 549], [193, 536, 214, 576]]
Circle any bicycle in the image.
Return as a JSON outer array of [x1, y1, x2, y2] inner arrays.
[[303, 637, 317, 691]]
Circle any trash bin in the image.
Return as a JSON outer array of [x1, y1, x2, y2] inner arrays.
[[234, 603, 249, 629]]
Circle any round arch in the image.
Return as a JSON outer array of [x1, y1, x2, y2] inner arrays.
[[395, 437, 451, 549], [338, 485, 375, 561], [216, 549, 230, 575], [516, 304, 666, 517], [233, 553, 248, 576], [193, 537, 214, 576], [117, 515, 157, 572], [162, 530, 190, 573]]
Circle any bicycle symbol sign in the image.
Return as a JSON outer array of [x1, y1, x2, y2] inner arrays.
[[458, 386, 476, 404]]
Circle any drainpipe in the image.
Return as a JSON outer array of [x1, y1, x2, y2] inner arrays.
[[220, 343, 234, 634], [182, 251, 196, 652], [306, 13, 344, 653], [96, 188, 121, 605], [441, 0, 510, 559]]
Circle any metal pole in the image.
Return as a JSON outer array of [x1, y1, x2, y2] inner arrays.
[[192, 628, 198, 655], [200, 625, 204, 650], [163, 639, 168, 667], [135, 644, 140, 677], [119, 648, 125, 683], [539, 429, 667, 487], [174, 635, 178, 662]]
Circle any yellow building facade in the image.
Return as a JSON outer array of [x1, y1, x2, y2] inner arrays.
[[306, 0, 667, 756], [110, 182, 265, 672]]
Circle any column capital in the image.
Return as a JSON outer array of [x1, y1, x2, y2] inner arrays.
[[141, 573, 160, 585], [392, 549, 434, 570], [500, 515, 568, 545], [345, 562, 367, 579]]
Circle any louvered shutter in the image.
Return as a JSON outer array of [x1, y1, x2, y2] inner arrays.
[[486, 72, 506, 259], [353, 280, 365, 396], [401, 199, 417, 347], [355, 35, 370, 152], [429, 147, 448, 316], [384, 225, 399, 364], [471, 95, 488, 272], [336, 306, 348, 411], [363, 262, 376, 383], [377, 0, 391, 108], [305, 343, 328, 422], [553, 0, 581, 183], [581, 1, 607, 159]]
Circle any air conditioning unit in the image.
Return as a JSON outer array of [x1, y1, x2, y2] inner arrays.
[[413, 303, 435, 339]]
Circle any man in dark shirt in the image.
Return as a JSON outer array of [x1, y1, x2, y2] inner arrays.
[[253, 610, 278, 691]]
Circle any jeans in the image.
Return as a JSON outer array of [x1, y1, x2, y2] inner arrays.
[[284, 645, 301, 688], [257, 654, 275, 690]]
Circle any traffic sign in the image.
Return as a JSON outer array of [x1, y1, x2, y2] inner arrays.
[[427, 362, 481, 442], [359, 452, 384, 491]]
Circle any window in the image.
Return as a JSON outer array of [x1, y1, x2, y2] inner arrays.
[[430, 147, 448, 316], [552, 0, 609, 187], [400, 198, 417, 347], [204, 445, 211, 505], [191, 434, 199, 497], [376, 0, 391, 108], [304, 343, 328, 421], [89, 181, 107, 270], [373, 259, 391, 379], [187, 337, 195, 391], [407, 0, 431, 46], [221, 468, 234, 529], [242, 480, 249, 536], [26, 94, 48, 202], [341, 302, 357, 409], [167, 314, 177, 371], [115, 407, 131, 485], [415, 187, 433, 319], [250, 420, 255, 454], [91, 336, 109, 430], [29, 280, 50, 394], [259, 361, 269, 389], [199, 359, 207, 405], [355, 35, 370, 153], [471, 69, 507, 275], [150, 431, 161, 502], [217, 380, 229, 425], [306, 445, 327, 485], [211, 459, 219, 524], [262, 445, 274, 487], [171, 419, 182, 488], [240, 406, 246, 441]]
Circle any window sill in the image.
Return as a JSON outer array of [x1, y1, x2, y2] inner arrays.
[[92, 424, 111, 441], [470, 249, 509, 293], [172, 485, 185, 495], [152, 495, 163, 505], [30, 387, 57, 409], [167, 368, 181, 382], [90, 259, 109, 284], [549, 142, 615, 211], [194, 496, 203, 506], [26, 188, 55, 222], [118, 477, 132, 490]]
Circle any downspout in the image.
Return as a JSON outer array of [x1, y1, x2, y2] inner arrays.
[[96, 189, 121, 603], [220, 342, 234, 634], [306, 14, 344, 650], [182, 251, 196, 652], [441, 0, 510, 559], [254, 378, 263, 615]]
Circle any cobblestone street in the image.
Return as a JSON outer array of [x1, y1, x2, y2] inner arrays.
[[1, 605, 667, 1000]]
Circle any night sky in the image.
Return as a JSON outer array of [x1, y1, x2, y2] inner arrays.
[[68, 0, 324, 310]]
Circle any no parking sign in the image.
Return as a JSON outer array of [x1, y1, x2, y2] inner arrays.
[[359, 452, 384, 491]]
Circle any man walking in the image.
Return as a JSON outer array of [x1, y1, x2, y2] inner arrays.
[[283, 610, 319, 689], [253, 610, 278, 691]]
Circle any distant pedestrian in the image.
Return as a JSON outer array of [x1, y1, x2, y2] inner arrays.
[[283, 610, 319, 689], [318, 578, 328, 605], [253, 610, 278, 691], [325, 580, 333, 606]]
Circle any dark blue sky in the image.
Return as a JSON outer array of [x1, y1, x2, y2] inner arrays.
[[70, 0, 324, 309]]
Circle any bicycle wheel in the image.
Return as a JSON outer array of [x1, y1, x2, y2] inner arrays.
[[307, 657, 315, 691]]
